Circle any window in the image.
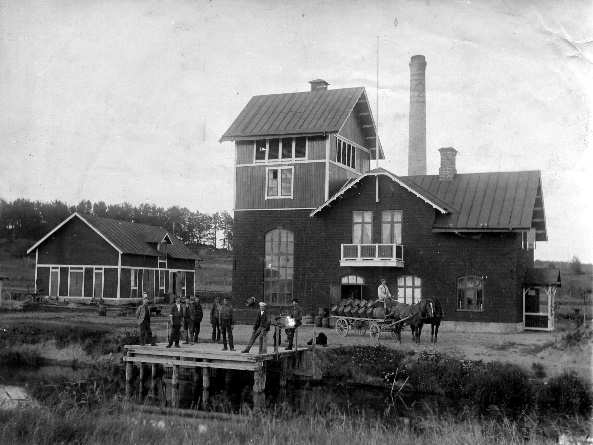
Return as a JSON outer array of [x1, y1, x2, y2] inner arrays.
[[180, 272, 187, 296], [457, 276, 484, 311], [159, 270, 166, 292], [397, 276, 422, 304], [336, 138, 356, 169], [69, 268, 84, 297], [93, 269, 103, 300], [50, 268, 59, 296], [254, 138, 308, 162], [382, 211, 402, 244], [266, 167, 293, 199], [131, 269, 138, 298], [353, 211, 372, 244], [264, 229, 294, 305]]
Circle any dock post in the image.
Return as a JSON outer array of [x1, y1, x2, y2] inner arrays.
[[279, 357, 288, 388], [150, 364, 157, 401], [138, 362, 144, 402], [125, 361, 133, 400], [202, 363, 210, 390], [171, 365, 180, 408], [253, 362, 267, 393]]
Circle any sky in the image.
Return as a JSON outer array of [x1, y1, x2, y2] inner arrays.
[[1, 0, 592, 263]]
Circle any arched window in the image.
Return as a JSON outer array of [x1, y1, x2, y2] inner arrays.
[[457, 276, 484, 311], [264, 229, 294, 305], [397, 276, 422, 304]]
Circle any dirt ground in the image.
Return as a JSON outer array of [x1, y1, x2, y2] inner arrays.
[[1, 307, 591, 386]]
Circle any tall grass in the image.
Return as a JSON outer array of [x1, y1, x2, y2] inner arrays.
[[0, 402, 579, 445]]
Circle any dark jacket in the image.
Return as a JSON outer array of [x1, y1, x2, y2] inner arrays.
[[170, 303, 185, 327], [184, 303, 195, 321], [253, 310, 271, 332], [289, 306, 302, 327], [219, 303, 234, 325], [194, 301, 203, 322], [210, 302, 220, 323]]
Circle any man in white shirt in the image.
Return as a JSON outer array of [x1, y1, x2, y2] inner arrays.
[[377, 279, 391, 302]]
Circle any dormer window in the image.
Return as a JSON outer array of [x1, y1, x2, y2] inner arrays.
[[254, 138, 307, 163]]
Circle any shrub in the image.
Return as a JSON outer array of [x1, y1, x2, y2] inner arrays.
[[538, 371, 592, 415], [322, 345, 407, 380], [531, 362, 546, 379], [0, 350, 45, 367]]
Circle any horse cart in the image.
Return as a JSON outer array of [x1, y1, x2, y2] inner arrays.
[[330, 298, 412, 340]]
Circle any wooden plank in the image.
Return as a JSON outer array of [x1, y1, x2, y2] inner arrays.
[[123, 356, 259, 371]]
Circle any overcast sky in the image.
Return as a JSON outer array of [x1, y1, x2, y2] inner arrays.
[[1, 0, 591, 263]]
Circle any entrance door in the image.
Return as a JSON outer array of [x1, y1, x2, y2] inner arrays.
[[94, 269, 104, 300], [49, 269, 59, 296], [340, 275, 364, 301], [524, 286, 555, 331]]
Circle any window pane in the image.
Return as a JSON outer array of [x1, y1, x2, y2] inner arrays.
[[264, 229, 294, 305], [382, 223, 391, 244], [353, 225, 362, 244], [268, 139, 279, 160], [414, 277, 421, 286], [281, 138, 292, 159], [255, 140, 267, 161], [281, 169, 292, 196], [351, 146, 356, 169], [398, 277, 404, 286], [353, 212, 363, 223], [295, 137, 306, 158], [397, 288, 405, 304], [406, 276, 412, 286], [361, 224, 372, 244], [267, 170, 278, 196], [405, 288, 413, 304], [337, 140, 342, 162]]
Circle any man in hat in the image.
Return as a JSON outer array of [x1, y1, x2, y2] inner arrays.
[[285, 298, 302, 350], [219, 296, 235, 351], [241, 301, 270, 354], [136, 293, 157, 346], [191, 294, 203, 343], [378, 279, 391, 303], [183, 295, 196, 344], [166, 295, 184, 348], [210, 296, 221, 342]]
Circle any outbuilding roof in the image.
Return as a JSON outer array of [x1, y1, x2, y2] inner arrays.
[[27, 212, 199, 260], [523, 268, 561, 287], [311, 169, 547, 240], [220, 87, 384, 159]]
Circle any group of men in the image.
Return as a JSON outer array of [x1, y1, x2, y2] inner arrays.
[[135, 294, 302, 354]]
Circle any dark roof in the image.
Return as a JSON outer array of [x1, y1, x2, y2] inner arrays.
[[312, 169, 547, 240], [78, 214, 198, 260], [524, 268, 561, 286], [403, 171, 546, 240], [27, 213, 199, 260], [220, 87, 384, 158]]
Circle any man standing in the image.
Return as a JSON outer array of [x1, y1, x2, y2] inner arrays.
[[242, 302, 270, 354], [166, 295, 184, 348], [219, 296, 235, 351], [210, 296, 221, 342], [192, 295, 203, 343], [136, 294, 157, 346], [285, 298, 302, 350], [378, 279, 391, 303], [183, 296, 195, 345]]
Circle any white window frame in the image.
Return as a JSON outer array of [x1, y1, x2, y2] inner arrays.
[[336, 137, 356, 170], [159, 270, 166, 292], [265, 166, 294, 199], [254, 138, 308, 163], [352, 211, 373, 244], [180, 271, 187, 296], [93, 268, 104, 300], [49, 267, 60, 296], [457, 275, 484, 311], [68, 267, 84, 297], [131, 269, 138, 298], [382, 210, 403, 244], [397, 276, 422, 305]]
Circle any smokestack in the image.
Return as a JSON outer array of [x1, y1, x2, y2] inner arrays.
[[438, 147, 457, 181], [309, 79, 329, 91], [408, 55, 427, 175]]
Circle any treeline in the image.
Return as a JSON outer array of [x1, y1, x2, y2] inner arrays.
[[0, 198, 233, 251]]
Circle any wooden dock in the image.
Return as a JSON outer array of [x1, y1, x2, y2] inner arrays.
[[123, 340, 318, 407]]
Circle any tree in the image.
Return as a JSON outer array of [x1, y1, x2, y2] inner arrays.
[[570, 256, 583, 275], [219, 210, 234, 250]]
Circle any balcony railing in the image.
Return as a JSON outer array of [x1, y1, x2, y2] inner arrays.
[[340, 244, 404, 267]]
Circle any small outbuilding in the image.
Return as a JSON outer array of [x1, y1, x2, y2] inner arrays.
[[26, 212, 199, 303]]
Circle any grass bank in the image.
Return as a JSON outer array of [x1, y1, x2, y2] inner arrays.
[[1, 402, 588, 445]]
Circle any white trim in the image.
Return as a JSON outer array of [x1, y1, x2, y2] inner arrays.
[[234, 207, 316, 212], [328, 160, 361, 174], [27, 212, 123, 255], [117, 253, 121, 299], [234, 140, 238, 214], [49, 267, 59, 297], [93, 268, 104, 300], [325, 135, 330, 201], [34, 250, 38, 291], [310, 170, 448, 217], [237, 159, 325, 168], [37, 263, 119, 269], [253, 136, 309, 164], [265, 166, 294, 200], [376, 175, 379, 203]]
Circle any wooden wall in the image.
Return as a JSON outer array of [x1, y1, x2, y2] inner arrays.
[[328, 162, 361, 197], [236, 141, 254, 164], [235, 162, 326, 209], [339, 104, 373, 149], [307, 136, 326, 160]]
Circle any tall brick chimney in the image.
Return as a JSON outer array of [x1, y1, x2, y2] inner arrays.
[[309, 79, 329, 91], [438, 147, 457, 181], [408, 55, 427, 176]]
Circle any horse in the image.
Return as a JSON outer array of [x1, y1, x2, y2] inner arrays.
[[389, 302, 426, 343], [422, 297, 444, 343]]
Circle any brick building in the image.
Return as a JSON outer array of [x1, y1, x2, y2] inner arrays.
[[220, 59, 552, 332]]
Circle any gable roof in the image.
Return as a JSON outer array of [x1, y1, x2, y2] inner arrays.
[[220, 87, 384, 159], [311, 168, 547, 240], [27, 212, 199, 260]]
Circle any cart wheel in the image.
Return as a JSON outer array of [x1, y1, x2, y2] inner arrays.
[[1, 291, 11, 301], [370, 323, 381, 340], [335, 318, 349, 337], [23, 293, 34, 302]]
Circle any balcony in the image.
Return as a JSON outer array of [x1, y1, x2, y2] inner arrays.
[[340, 244, 404, 267]]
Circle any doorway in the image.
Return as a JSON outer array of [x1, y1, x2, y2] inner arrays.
[[524, 285, 555, 331], [341, 275, 364, 300], [94, 269, 104, 300]]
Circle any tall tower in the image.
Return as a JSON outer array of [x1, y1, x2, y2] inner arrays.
[[408, 55, 427, 176]]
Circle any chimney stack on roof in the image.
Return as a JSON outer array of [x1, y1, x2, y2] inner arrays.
[[309, 79, 329, 91], [408, 55, 427, 176], [438, 147, 458, 181]]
